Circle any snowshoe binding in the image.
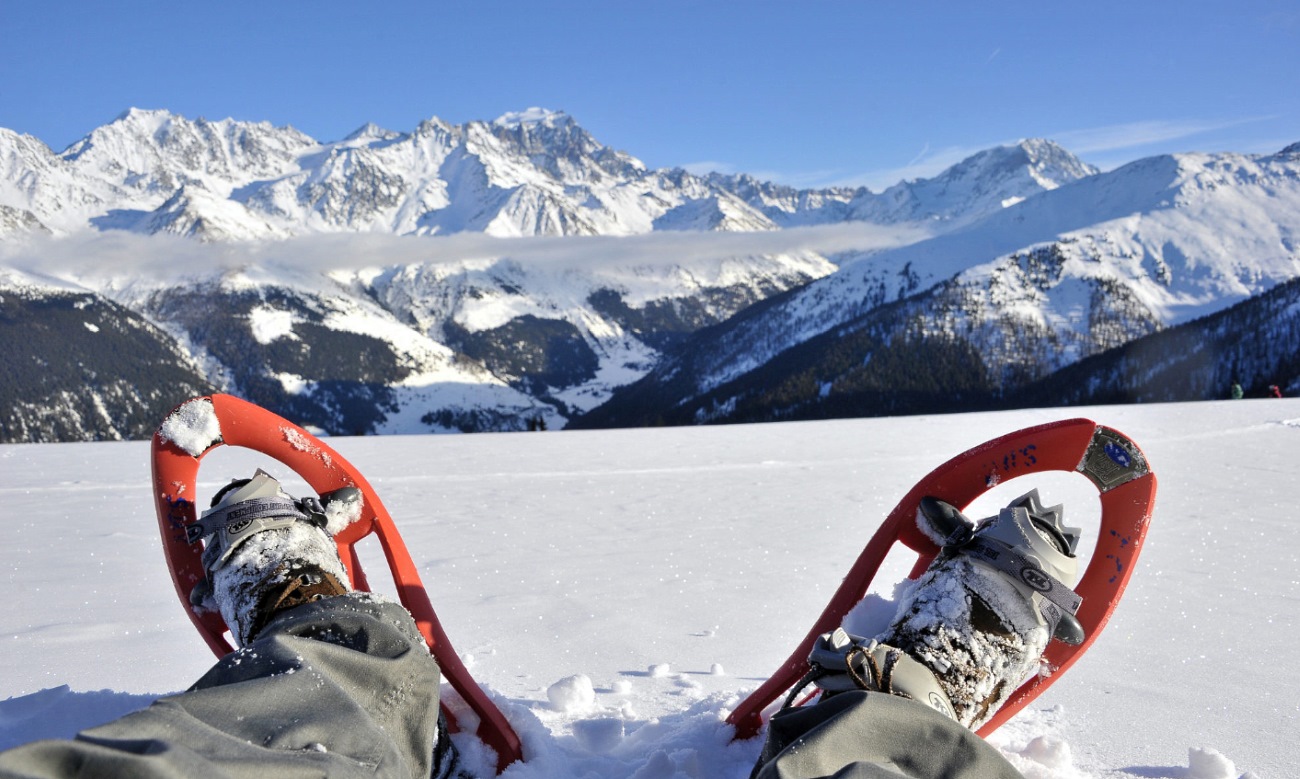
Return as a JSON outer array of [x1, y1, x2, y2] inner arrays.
[[187, 469, 354, 646]]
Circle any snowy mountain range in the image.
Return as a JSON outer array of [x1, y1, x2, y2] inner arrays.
[[581, 143, 1300, 427], [1, 108, 1297, 441]]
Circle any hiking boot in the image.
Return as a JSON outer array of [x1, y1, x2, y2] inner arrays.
[[187, 470, 355, 646], [807, 489, 1083, 729]]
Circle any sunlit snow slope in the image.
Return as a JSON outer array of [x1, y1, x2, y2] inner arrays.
[[1, 400, 1295, 778]]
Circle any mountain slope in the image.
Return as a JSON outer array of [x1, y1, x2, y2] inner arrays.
[[709, 139, 1098, 230], [0, 271, 214, 441], [1011, 274, 1300, 406], [0, 109, 843, 437], [577, 145, 1300, 427]]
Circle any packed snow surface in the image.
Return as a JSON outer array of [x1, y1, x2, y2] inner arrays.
[[2, 400, 1296, 777]]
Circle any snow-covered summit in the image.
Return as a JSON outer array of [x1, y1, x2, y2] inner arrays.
[[62, 108, 313, 180], [2, 108, 775, 238], [853, 139, 1099, 227], [0, 111, 1112, 243], [343, 122, 404, 144], [493, 107, 569, 128], [709, 139, 1098, 232]]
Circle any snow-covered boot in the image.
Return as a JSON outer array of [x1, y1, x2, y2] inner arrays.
[[186, 469, 353, 647], [807, 489, 1083, 730]]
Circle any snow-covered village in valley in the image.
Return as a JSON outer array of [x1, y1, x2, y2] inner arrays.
[[1, 4, 1296, 778]]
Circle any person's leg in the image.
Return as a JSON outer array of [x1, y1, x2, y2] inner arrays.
[[0, 594, 443, 779], [749, 490, 1084, 779], [0, 472, 461, 779], [752, 691, 1021, 779]]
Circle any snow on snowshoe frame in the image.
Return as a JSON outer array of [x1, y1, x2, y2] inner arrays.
[[151, 394, 523, 774], [726, 417, 1157, 741]]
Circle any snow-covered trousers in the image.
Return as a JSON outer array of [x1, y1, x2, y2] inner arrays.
[[749, 690, 1023, 779], [0, 592, 453, 779]]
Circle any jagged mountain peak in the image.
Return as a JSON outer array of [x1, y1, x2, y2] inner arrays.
[[412, 116, 456, 140], [1277, 141, 1300, 159], [491, 108, 594, 149], [708, 171, 866, 200], [77, 108, 312, 151], [486, 108, 645, 182], [492, 107, 572, 128], [0, 127, 57, 169], [344, 122, 404, 143], [59, 107, 316, 193], [851, 138, 1098, 226], [108, 106, 174, 129], [925, 139, 1098, 190]]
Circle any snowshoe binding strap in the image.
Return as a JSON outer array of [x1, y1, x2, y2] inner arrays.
[[798, 628, 957, 721], [958, 531, 1085, 644], [186, 472, 330, 572], [928, 493, 1086, 646]]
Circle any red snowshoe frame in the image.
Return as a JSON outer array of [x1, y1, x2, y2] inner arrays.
[[151, 394, 523, 774], [727, 417, 1157, 740]]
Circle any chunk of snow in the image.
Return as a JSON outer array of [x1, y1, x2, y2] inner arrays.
[[1019, 735, 1073, 769], [82, 322, 99, 333], [546, 673, 595, 713], [158, 397, 220, 457], [323, 489, 363, 536], [648, 663, 672, 678], [1187, 747, 1237, 779]]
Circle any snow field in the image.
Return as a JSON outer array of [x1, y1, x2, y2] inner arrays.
[[2, 399, 1296, 777]]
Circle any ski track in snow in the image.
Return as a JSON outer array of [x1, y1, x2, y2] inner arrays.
[[1, 399, 1296, 778]]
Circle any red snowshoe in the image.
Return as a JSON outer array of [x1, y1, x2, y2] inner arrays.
[[151, 394, 523, 774], [728, 418, 1157, 740]]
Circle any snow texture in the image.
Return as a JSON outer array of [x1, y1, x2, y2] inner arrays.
[[281, 426, 332, 469], [879, 555, 1051, 729], [1, 400, 1293, 777], [211, 522, 351, 646]]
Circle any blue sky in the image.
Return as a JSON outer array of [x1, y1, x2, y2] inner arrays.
[[2, 1, 1296, 191]]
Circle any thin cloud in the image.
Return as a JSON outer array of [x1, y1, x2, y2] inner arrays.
[[1050, 116, 1275, 155], [905, 143, 932, 168], [1, 223, 931, 285], [817, 116, 1279, 192]]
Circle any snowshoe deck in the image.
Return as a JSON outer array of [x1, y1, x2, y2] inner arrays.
[[727, 417, 1157, 740], [151, 394, 523, 773]]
